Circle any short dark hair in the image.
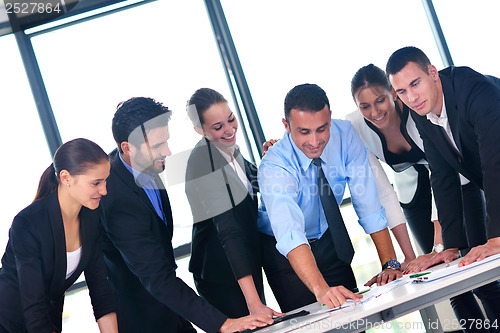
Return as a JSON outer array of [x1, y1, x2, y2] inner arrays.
[[351, 64, 392, 99], [284, 84, 330, 123], [112, 97, 172, 153], [386, 46, 432, 77], [186, 88, 227, 128], [35, 138, 108, 202]]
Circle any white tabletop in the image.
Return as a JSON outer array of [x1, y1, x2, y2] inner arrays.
[[257, 254, 500, 333]]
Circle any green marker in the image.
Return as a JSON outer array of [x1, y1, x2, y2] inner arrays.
[[409, 272, 431, 278], [357, 289, 370, 295]]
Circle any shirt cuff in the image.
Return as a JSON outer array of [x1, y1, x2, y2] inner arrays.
[[276, 230, 309, 258], [358, 207, 389, 234]]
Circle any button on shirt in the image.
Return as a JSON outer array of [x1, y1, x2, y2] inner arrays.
[[258, 119, 388, 257]]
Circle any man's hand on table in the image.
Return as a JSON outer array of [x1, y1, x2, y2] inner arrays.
[[365, 268, 402, 287], [315, 285, 362, 308]]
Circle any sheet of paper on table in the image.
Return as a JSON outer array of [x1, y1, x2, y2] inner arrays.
[[412, 252, 500, 283]]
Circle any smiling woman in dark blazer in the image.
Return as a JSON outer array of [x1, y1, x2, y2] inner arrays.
[[0, 138, 117, 333], [185, 88, 281, 319]]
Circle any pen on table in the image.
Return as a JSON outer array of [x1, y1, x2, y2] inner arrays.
[[409, 272, 431, 278]]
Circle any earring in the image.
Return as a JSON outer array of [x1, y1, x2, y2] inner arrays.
[[66, 183, 70, 187]]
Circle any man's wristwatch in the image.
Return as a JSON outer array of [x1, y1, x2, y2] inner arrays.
[[382, 259, 401, 270], [432, 243, 444, 253]]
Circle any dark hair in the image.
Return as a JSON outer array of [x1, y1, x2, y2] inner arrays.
[[351, 64, 392, 99], [386, 46, 431, 77], [186, 88, 227, 128], [34, 138, 109, 202], [284, 83, 330, 123], [112, 97, 172, 153]]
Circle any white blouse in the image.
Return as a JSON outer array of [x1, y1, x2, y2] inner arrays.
[[66, 246, 82, 279], [216, 146, 253, 198]]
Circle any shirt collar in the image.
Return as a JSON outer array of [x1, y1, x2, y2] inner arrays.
[[119, 153, 157, 189], [286, 132, 329, 172], [426, 95, 448, 126], [214, 143, 239, 163]]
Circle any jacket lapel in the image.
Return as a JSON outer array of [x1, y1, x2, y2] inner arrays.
[[111, 149, 173, 239], [155, 174, 173, 238], [110, 149, 158, 217], [47, 192, 66, 301], [441, 71, 463, 154], [243, 157, 258, 201]]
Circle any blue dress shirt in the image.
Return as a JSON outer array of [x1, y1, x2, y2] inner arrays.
[[119, 153, 166, 223], [257, 119, 388, 257]]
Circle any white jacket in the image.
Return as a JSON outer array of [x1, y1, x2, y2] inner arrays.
[[345, 110, 438, 228]]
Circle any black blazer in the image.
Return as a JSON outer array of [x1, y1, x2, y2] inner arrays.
[[186, 139, 262, 286], [0, 191, 115, 333], [100, 149, 227, 333], [411, 66, 500, 248]]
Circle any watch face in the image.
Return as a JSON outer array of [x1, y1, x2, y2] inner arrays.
[[384, 259, 401, 270], [389, 259, 400, 269], [433, 244, 444, 253]]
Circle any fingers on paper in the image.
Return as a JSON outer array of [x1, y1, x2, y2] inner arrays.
[[318, 286, 361, 308]]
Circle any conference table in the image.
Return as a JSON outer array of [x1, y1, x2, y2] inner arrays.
[[256, 254, 500, 333]]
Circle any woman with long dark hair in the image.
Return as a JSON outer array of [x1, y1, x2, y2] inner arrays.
[[185, 88, 281, 318], [0, 138, 117, 333], [348, 64, 499, 329]]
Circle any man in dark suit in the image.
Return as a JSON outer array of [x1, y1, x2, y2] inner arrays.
[[100, 97, 272, 333], [386, 46, 500, 319]]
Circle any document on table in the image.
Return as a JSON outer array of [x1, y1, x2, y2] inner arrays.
[[310, 278, 411, 316], [254, 253, 500, 332], [412, 252, 500, 283]]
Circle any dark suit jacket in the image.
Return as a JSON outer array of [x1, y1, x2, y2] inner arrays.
[[411, 66, 500, 248], [186, 138, 263, 291], [0, 191, 115, 333], [100, 149, 227, 333]]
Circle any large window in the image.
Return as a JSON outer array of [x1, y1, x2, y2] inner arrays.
[[4, 1, 499, 331], [27, 2, 252, 331], [30, 0, 250, 248], [433, 0, 500, 77], [219, 1, 448, 328], [0, 34, 52, 254], [219, 0, 438, 269], [220, 0, 442, 140]]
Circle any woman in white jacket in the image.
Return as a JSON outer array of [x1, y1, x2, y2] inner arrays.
[[347, 67, 437, 256], [348, 64, 491, 325]]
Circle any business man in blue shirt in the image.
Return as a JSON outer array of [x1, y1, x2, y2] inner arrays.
[[258, 84, 401, 312]]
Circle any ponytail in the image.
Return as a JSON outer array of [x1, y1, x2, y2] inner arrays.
[[32, 138, 108, 203], [33, 163, 59, 202]]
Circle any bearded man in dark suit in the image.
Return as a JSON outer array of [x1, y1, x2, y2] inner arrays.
[[100, 97, 272, 333]]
